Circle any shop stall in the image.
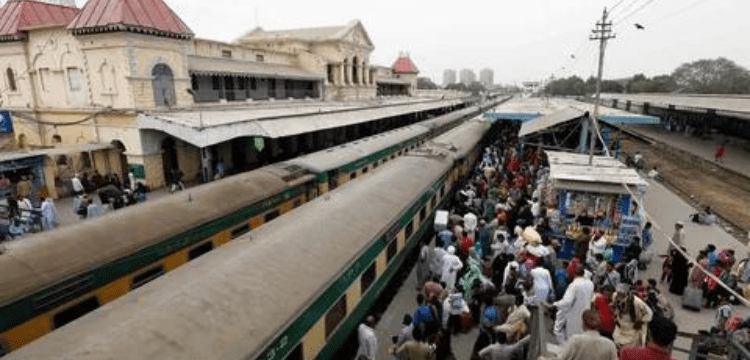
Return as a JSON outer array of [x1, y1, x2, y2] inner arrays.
[[542, 151, 648, 263]]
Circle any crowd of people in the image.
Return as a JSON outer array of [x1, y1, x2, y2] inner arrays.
[[356, 123, 689, 360]]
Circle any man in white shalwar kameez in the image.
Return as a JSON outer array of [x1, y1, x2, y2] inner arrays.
[[441, 246, 463, 290], [355, 316, 378, 360], [40, 197, 58, 231], [553, 264, 594, 345]]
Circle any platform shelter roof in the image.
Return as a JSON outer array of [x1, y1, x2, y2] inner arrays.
[[546, 150, 647, 194]]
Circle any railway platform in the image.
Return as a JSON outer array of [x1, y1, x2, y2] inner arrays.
[[623, 124, 750, 179], [371, 177, 747, 360]]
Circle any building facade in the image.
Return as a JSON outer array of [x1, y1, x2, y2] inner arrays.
[[0, 0, 441, 195], [459, 69, 476, 86], [480, 68, 494, 88], [442, 69, 456, 86]]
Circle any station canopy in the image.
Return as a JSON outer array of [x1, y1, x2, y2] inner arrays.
[[546, 150, 647, 194], [519, 108, 585, 137], [484, 111, 542, 123]]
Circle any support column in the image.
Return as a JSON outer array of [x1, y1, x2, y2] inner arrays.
[[357, 63, 364, 85]]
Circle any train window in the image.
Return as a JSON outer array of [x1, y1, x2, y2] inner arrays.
[[361, 263, 376, 294], [386, 238, 398, 263], [131, 265, 165, 289], [405, 221, 414, 239], [430, 195, 437, 210], [53, 297, 100, 329], [373, 162, 379, 169], [324, 296, 347, 338], [439, 185, 445, 198], [232, 224, 251, 239], [420, 207, 427, 223], [362, 167, 369, 174], [350, 172, 357, 180], [188, 241, 214, 260], [265, 210, 281, 222], [283, 344, 303, 360], [391, 155, 395, 160], [293, 199, 302, 208]]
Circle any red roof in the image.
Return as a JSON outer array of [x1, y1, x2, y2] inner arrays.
[[0, 0, 80, 41], [392, 55, 419, 74], [68, 0, 193, 38]]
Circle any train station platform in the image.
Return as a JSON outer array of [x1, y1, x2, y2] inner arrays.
[[621, 124, 750, 178], [371, 171, 747, 360], [373, 244, 480, 360]]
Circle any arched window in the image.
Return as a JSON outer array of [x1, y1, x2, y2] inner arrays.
[[6, 68, 16, 92], [52, 135, 62, 144], [151, 64, 176, 107], [17, 134, 26, 148]]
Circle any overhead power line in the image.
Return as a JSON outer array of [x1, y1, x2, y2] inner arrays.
[[614, 0, 657, 25]]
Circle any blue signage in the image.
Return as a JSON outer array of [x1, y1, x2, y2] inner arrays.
[[0, 111, 13, 133]]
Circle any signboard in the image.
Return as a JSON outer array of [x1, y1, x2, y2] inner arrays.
[[617, 216, 641, 246], [128, 164, 146, 179], [254, 137, 265, 152], [0, 111, 13, 133]]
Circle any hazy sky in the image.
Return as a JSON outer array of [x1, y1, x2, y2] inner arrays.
[[76, 0, 750, 85]]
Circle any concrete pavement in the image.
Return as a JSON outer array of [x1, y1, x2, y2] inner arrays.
[[627, 124, 750, 179]]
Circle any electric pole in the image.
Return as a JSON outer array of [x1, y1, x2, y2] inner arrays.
[[588, 7, 615, 165]]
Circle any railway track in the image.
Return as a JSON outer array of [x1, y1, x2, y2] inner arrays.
[[618, 127, 750, 244]]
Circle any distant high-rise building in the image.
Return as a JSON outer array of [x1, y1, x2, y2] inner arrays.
[[479, 68, 494, 87], [443, 69, 456, 86], [459, 69, 476, 85]]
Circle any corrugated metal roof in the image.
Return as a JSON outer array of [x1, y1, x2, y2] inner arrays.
[[519, 107, 585, 137], [137, 98, 465, 147], [68, 0, 193, 38], [545, 151, 626, 168], [601, 93, 750, 114], [392, 56, 419, 74], [546, 150, 647, 193], [188, 56, 323, 80], [484, 111, 542, 122], [0, 0, 79, 41]]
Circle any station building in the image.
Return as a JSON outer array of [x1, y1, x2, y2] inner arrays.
[[0, 0, 461, 197]]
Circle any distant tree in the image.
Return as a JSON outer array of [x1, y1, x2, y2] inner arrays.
[[672, 58, 750, 94], [601, 80, 625, 93], [417, 77, 438, 89], [466, 82, 486, 96], [546, 76, 586, 96], [649, 75, 678, 93], [445, 83, 468, 92]]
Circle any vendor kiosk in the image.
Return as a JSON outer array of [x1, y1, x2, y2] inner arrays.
[[542, 151, 648, 263]]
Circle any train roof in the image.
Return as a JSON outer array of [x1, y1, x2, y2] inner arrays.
[[286, 124, 429, 172], [424, 116, 491, 159], [0, 167, 302, 306], [418, 105, 480, 130], [5, 155, 455, 360]]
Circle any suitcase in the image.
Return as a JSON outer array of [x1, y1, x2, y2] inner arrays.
[[682, 286, 703, 311]]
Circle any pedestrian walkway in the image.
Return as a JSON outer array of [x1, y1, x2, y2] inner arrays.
[[53, 187, 172, 228], [374, 247, 478, 360], [626, 124, 750, 178], [638, 177, 749, 359]]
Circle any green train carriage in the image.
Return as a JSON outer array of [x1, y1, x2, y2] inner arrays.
[[4, 115, 497, 360]]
